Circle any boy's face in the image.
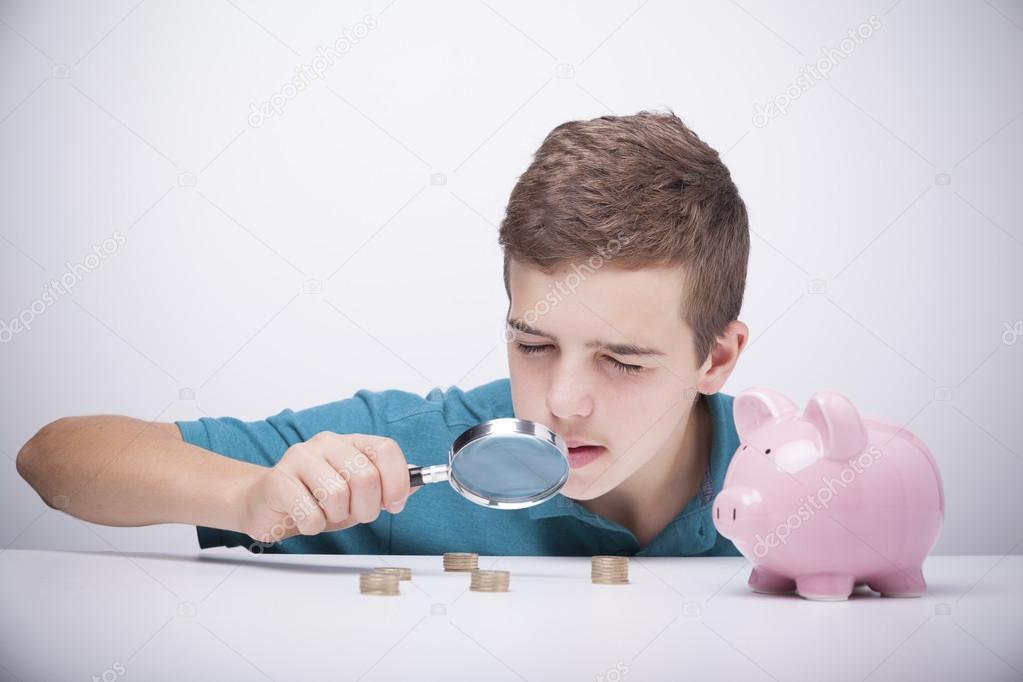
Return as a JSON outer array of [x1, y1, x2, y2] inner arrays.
[[506, 258, 708, 501]]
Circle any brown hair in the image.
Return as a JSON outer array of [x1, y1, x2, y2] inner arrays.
[[499, 110, 749, 364]]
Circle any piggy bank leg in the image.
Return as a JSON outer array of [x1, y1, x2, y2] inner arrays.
[[795, 573, 855, 601], [748, 567, 796, 595], [868, 567, 926, 598]]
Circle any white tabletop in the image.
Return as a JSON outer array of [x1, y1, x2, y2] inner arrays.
[[0, 549, 1019, 681]]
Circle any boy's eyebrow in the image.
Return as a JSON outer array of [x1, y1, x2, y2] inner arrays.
[[506, 318, 667, 357]]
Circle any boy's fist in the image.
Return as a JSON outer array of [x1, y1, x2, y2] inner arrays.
[[236, 432, 419, 544]]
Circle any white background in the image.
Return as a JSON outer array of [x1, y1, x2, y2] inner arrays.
[[1, 0, 1021, 556]]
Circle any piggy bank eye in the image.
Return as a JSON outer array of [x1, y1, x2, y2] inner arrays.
[[765, 448, 772, 454]]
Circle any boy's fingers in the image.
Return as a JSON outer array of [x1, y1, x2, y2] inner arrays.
[[386, 466, 423, 513], [295, 456, 351, 525], [324, 515, 362, 533], [351, 435, 410, 509], [405, 468, 422, 496], [346, 456, 383, 523], [269, 471, 326, 536], [310, 432, 407, 507], [381, 470, 421, 510]]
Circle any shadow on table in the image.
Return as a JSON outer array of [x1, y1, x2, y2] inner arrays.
[[61, 549, 368, 575]]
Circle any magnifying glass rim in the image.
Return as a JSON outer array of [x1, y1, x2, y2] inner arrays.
[[447, 417, 569, 509]]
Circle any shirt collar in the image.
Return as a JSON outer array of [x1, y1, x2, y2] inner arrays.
[[528, 391, 737, 555]]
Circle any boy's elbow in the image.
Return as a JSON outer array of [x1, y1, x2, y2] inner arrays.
[[17, 417, 82, 502]]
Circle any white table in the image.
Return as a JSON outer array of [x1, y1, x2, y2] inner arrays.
[[0, 549, 1019, 681]]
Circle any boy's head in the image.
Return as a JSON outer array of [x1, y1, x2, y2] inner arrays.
[[498, 111, 750, 501]]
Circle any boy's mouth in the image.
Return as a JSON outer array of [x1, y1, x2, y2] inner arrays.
[[566, 445, 606, 469]]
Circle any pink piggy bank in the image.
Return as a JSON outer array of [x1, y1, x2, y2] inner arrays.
[[713, 388, 944, 601]]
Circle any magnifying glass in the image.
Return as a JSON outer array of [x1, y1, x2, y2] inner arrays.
[[407, 418, 569, 509]]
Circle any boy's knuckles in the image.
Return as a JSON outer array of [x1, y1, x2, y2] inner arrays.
[[319, 492, 350, 524], [308, 431, 335, 446], [377, 438, 401, 458], [361, 438, 393, 462], [299, 511, 327, 535], [348, 465, 378, 487], [322, 505, 349, 525], [283, 446, 318, 468]]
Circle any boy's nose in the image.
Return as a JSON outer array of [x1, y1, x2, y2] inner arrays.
[[546, 372, 594, 420]]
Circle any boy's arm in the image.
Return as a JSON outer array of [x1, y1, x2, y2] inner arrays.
[[16, 414, 417, 542], [16, 416, 263, 531], [14, 382, 501, 545]]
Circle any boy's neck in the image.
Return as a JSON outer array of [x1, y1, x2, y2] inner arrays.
[[578, 394, 712, 547]]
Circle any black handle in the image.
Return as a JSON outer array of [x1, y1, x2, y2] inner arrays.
[[408, 466, 425, 488]]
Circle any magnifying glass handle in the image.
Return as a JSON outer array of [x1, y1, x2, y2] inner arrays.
[[408, 464, 450, 488]]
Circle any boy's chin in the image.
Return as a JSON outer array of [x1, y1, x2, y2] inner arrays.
[[560, 475, 614, 501]]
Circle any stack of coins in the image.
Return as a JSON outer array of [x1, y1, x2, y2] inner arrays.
[[443, 552, 479, 572], [591, 556, 629, 585], [373, 567, 412, 581], [359, 571, 400, 595], [470, 569, 510, 592]]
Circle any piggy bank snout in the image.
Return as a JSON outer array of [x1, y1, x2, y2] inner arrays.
[[712, 486, 762, 538]]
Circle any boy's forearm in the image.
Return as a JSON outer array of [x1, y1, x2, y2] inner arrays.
[[16, 416, 264, 532]]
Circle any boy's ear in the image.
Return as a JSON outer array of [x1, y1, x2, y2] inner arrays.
[[697, 320, 748, 394], [733, 388, 797, 440]]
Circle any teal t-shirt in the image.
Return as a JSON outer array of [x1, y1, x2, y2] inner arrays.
[[175, 378, 741, 557]]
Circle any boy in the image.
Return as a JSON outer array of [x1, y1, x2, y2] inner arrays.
[[17, 110, 750, 557]]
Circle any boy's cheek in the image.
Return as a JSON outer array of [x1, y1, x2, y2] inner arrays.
[[508, 374, 547, 419]]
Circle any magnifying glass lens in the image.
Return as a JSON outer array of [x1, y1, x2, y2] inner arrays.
[[451, 432, 568, 503], [408, 418, 570, 509]]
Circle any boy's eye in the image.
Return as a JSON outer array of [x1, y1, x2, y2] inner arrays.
[[515, 343, 553, 355], [604, 356, 643, 375], [514, 343, 644, 376]]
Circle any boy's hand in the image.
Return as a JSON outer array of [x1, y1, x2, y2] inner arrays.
[[236, 432, 419, 544]]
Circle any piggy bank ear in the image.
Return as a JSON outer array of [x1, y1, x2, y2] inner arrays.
[[733, 388, 798, 440], [804, 391, 868, 461]]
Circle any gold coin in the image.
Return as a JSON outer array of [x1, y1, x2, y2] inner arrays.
[[443, 552, 479, 571], [591, 556, 629, 584], [359, 571, 400, 595], [470, 569, 510, 592], [373, 567, 412, 581]]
